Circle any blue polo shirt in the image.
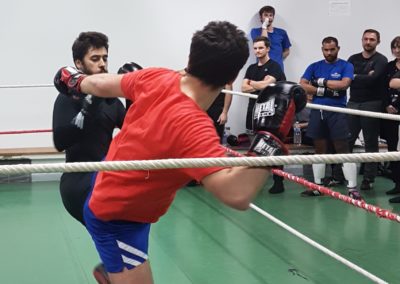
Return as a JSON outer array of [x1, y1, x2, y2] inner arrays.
[[301, 59, 354, 107], [250, 27, 291, 71]]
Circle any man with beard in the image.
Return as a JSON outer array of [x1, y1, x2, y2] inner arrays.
[[242, 36, 286, 194], [347, 29, 388, 191], [299, 36, 361, 200], [52, 31, 126, 283]]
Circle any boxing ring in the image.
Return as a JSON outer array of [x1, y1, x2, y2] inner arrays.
[[0, 84, 399, 284]]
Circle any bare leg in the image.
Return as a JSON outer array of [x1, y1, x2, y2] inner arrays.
[[108, 261, 154, 284]]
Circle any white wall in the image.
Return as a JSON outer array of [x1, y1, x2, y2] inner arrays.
[[1, 0, 398, 147]]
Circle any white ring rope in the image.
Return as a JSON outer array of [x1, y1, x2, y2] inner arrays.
[[222, 89, 263, 99], [0, 84, 53, 89], [250, 204, 388, 284], [221, 89, 400, 122], [1, 84, 398, 122], [306, 103, 400, 121], [0, 152, 399, 175]]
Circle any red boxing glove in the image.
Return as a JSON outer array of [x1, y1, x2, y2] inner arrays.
[[54, 66, 86, 95]]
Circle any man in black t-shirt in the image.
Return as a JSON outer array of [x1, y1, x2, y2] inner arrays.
[[242, 36, 286, 194], [242, 36, 286, 132]]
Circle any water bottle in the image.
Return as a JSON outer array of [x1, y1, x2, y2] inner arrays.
[[293, 121, 302, 145]]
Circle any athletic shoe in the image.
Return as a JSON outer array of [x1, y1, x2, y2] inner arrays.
[[300, 189, 322, 197], [348, 189, 363, 201], [322, 176, 344, 187], [93, 263, 110, 284], [360, 179, 373, 191], [389, 196, 400, 203], [269, 181, 284, 194], [386, 187, 400, 195]]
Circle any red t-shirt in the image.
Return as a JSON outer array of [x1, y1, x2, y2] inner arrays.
[[89, 68, 226, 223]]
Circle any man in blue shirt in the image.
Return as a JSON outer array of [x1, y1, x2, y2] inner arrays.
[[299, 36, 362, 200], [250, 5, 291, 71]]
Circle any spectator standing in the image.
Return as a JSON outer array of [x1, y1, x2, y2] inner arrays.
[[299, 36, 361, 200], [250, 5, 291, 71], [382, 36, 400, 202], [347, 29, 388, 191], [242, 36, 286, 194]]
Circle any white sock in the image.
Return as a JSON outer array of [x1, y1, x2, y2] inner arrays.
[[312, 163, 325, 184], [342, 163, 357, 188]]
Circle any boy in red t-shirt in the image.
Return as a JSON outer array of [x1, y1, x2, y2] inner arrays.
[[54, 21, 305, 283]]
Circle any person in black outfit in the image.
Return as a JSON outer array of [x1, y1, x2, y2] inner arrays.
[[206, 84, 232, 142], [52, 31, 126, 284], [242, 36, 286, 194], [242, 36, 286, 132], [347, 29, 388, 191], [53, 31, 125, 225], [382, 36, 400, 203]]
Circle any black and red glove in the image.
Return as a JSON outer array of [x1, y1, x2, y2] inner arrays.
[[252, 81, 306, 140], [247, 131, 288, 156], [248, 81, 306, 157], [54, 66, 86, 95]]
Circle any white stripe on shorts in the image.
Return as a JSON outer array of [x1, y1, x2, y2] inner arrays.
[[121, 254, 142, 267], [117, 240, 148, 260]]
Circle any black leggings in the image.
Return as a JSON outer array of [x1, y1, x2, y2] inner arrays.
[[381, 119, 400, 183], [59, 172, 94, 225], [207, 103, 225, 142]]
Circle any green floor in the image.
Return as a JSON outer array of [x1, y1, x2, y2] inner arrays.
[[0, 174, 399, 283]]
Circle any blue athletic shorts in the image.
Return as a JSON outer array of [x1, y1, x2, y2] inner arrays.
[[83, 198, 151, 273], [306, 109, 350, 140]]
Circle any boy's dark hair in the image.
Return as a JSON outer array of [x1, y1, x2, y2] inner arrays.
[[253, 36, 270, 48], [390, 36, 400, 49], [363, 29, 380, 42], [186, 21, 249, 88], [259, 6, 275, 17], [72, 31, 109, 62], [322, 36, 339, 47]]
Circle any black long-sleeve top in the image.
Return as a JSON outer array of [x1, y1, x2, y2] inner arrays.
[[383, 60, 400, 109], [348, 52, 388, 102], [52, 93, 126, 163]]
